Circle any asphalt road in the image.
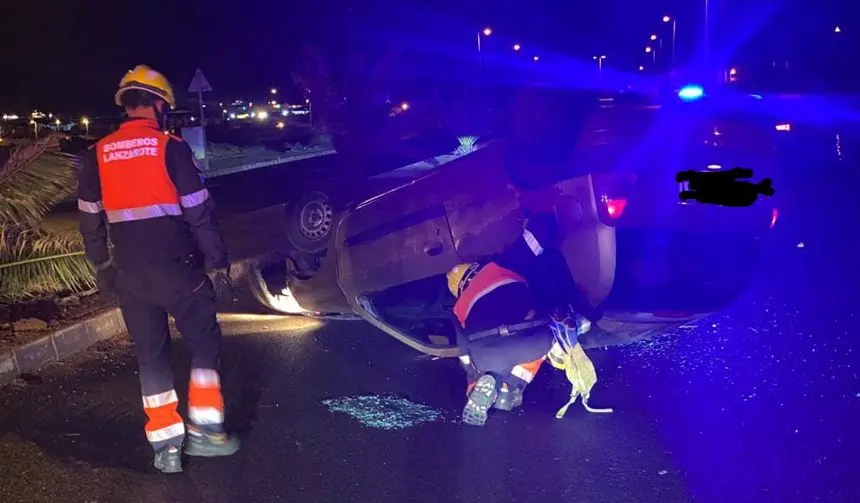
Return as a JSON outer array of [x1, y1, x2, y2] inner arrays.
[[2, 132, 859, 503]]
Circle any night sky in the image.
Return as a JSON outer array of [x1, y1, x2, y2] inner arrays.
[[0, 0, 853, 115]]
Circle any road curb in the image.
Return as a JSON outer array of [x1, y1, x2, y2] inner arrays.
[[0, 308, 126, 387], [0, 254, 278, 387]]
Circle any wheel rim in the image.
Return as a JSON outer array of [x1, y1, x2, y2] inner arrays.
[[298, 197, 333, 241]]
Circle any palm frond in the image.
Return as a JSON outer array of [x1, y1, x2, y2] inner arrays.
[[0, 226, 94, 302], [0, 134, 80, 226]]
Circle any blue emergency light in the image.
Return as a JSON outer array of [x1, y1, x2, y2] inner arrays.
[[678, 85, 704, 101]]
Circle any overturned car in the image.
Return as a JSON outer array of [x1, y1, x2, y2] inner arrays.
[[249, 88, 779, 355]]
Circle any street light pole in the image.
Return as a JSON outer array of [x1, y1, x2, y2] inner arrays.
[[704, 0, 709, 67], [672, 19, 677, 65], [593, 55, 606, 78], [477, 27, 491, 70], [663, 16, 677, 68]]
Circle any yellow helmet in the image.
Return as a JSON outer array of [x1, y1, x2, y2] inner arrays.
[[114, 65, 176, 109], [447, 263, 480, 298]]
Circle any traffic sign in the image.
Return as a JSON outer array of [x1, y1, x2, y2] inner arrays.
[[189, 69, 213, 93]]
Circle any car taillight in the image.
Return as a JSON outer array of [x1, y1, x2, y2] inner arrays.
[[605, 198, 628, 219], [595, 172, 636, 224]]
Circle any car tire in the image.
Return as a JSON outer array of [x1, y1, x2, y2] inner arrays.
[[285, 190, 336, 255], [247, 261, 308, 315]]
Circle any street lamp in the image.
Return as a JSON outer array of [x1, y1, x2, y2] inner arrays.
[[663, 15, 677, 67], [82, 117, 90, 136], [533, 55, 540, 61], [55, 118, 61, 130], [834, 26, 841, 33], [30, 120, 38, 140], [593, 55, 607, 77], [270, 88, 278, 95], [645, 46, 656, 63], [513, 43, 521, 51], [650, 34, 657, 41], [477, 27, 492, 69], [477, 27, 491, 52], [638, 65, 645, 71]]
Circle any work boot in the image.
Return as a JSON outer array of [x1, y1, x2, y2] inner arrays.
[[462, 374, 498, 426], [184, 426, 240, 458], [154, 445, 183, 474], [493, 384, 524, 411]]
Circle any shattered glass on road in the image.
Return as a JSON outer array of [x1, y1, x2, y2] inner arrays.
[[322, 395, 443, 430]]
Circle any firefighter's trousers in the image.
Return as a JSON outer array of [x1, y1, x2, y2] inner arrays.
[[462, 325, 555, 389], [116, 258, 226, 452]]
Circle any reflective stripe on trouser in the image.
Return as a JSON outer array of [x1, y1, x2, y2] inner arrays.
[[189, 368, 225, 427], [119, 263, 224, 450], [509, 357, 545, 385], [142, 389, 185, 449]]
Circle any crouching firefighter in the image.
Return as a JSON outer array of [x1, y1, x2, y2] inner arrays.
[[447, 214, 612, 426], [77, 65, 239, 473]]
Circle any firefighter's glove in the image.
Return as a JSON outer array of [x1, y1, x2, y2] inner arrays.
[[208, 268, 234, 302], [95, 262, 118, 296]]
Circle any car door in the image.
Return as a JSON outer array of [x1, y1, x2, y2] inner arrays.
[[443, 141, 524, 261], [335, 165, 461, 300]]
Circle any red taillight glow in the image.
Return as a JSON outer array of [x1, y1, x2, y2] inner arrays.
[[770, 208, 778, 228], [605, 198, 628, 219]]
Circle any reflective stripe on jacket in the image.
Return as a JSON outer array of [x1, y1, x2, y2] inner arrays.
[[453, 262, 527, 328]]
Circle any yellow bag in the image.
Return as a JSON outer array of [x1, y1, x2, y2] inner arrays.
[[548, 319, 613, 418]]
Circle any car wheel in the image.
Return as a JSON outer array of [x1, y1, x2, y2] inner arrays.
[[286, 190, 335, 254]]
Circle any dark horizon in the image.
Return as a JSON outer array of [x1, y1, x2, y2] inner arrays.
[[1, 0, 855, 115]]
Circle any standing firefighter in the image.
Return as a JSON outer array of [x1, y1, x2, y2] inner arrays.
[[77, 65, 239, 473], [448, 214, 610, 426]]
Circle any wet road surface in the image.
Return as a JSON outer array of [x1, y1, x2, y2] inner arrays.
[[2, 134, 859, 503]]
